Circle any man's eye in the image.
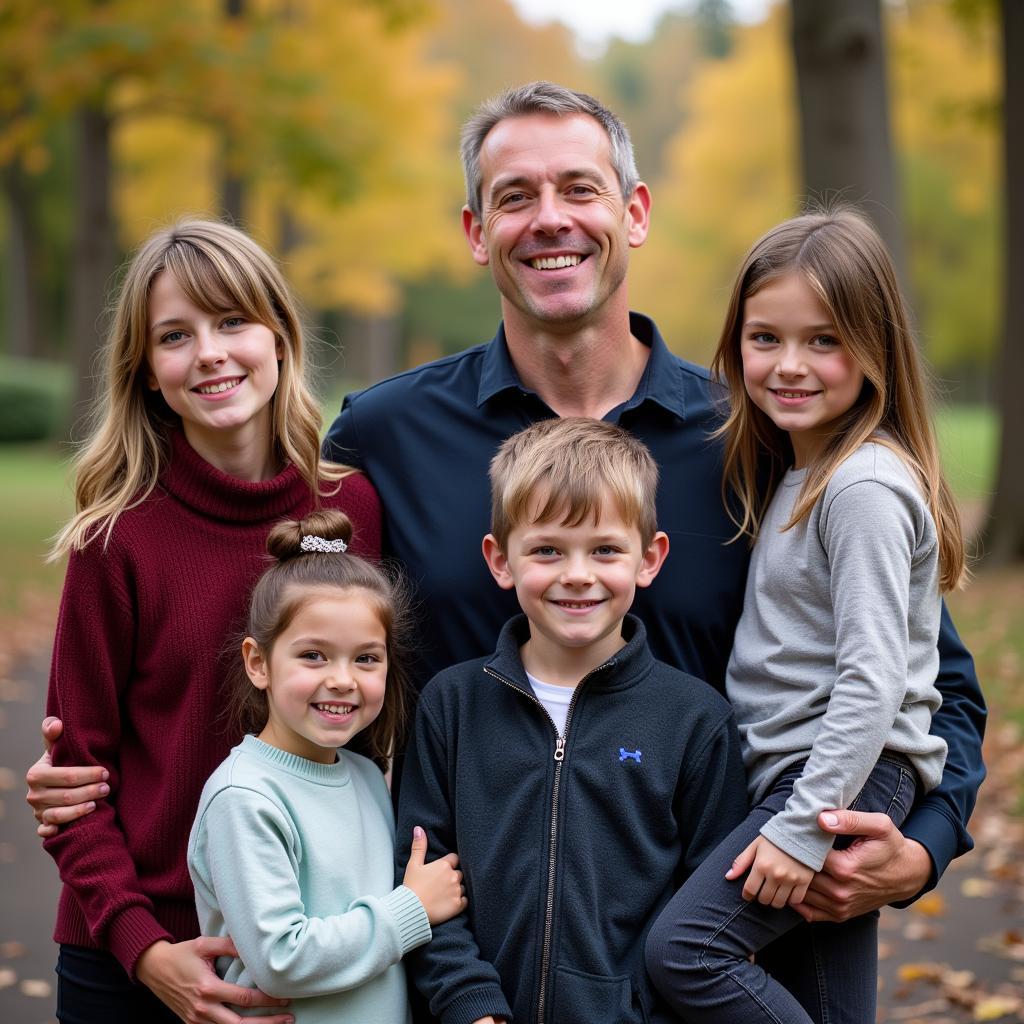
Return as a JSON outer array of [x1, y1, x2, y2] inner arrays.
[[567, 185, 594, 197]]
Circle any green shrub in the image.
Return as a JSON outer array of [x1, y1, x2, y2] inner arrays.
[[0, 356, 72, 443]]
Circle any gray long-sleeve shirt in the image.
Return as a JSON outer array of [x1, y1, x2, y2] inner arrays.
[[727, 442, 948, 870]]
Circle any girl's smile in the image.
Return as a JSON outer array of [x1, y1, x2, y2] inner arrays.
[[243, 589, 389, 764], [193, 375, 246, 398], [740, 272, 865, 468]]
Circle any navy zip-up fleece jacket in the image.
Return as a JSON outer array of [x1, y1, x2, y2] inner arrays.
[[396, 615, 748, 1024]]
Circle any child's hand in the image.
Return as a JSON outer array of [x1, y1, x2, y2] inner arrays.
[[725, 835, 814, 908], [403, 825, 467, 925]]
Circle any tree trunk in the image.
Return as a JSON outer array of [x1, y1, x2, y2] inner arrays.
[[340, 312, 401, 386], [981, 0, 1024, 563], [1, 162, 45, 358], [220, 0, 245, 225], [69, 104, 116, 436], [790, 0, 907, 283], [221, 166, 244, 226]]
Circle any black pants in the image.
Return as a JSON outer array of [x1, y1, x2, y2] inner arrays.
[[56, 944, 182, 1023]]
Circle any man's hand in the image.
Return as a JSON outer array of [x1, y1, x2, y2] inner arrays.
[[136, 938, 294, 1024], [25, 717, 109, 838], [726, 835, 814, 908], [794, 810, 933, 923]]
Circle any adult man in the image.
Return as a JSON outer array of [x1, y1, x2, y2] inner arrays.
[[322, 82, 985, 925], [31, 79, 983, 946]]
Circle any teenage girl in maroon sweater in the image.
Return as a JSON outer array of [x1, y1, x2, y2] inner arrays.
[[27, 220, 379, 1024]]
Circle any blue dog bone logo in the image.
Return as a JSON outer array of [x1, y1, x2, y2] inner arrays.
[[619, 747, 642, 764]]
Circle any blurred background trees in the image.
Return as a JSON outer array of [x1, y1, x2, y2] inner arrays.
[[0, 0, 1017, 559]]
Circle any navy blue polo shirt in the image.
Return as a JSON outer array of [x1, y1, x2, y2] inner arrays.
[[322, 312, 985, 885], [324, 313, 748, 692]]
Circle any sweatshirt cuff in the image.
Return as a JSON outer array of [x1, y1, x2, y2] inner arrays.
[[442, 985, 514, 1024], [892, 804, 961, 907], [385, 885, 432, 955], [106, 905, 173, 979], [759, 818, 830, 872]]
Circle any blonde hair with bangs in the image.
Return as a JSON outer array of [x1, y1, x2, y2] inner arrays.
[[489, 418, 659, 550], [51, 219, 352, 560], [711, 207, 966, 591]]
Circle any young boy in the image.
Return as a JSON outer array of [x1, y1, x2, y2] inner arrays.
[[396, 418, 748, 1024]]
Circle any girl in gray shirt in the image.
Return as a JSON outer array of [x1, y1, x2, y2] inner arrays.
[[646, 208, 968, 1024]]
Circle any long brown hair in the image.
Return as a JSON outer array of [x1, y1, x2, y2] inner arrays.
[[711, 208, 966, 591], [51, 219, 351, 560], [227, 509, 411, 767]]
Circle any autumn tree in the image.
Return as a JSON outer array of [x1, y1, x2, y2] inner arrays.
[[631, 8, 797, 361], [2, 2, 254, 421], [983, 0, 1024, 562], [1, 0, 461, 411], [890, 1, 999, 382], [399, 0, 592, 359], [790, 0, 906, 279], [0, 4, 70, 361]]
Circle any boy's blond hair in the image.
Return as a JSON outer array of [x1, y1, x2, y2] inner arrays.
[[489, 418, 659, 549]]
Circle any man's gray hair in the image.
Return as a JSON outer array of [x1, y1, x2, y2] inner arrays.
[[460, 81, 640, 218]]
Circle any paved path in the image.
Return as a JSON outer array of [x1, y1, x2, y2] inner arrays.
[[1, 646, 60, 1024], [2, 646, 1022, 1023]]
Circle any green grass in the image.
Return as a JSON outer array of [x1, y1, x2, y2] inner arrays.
[[935, 403, 997, 503], [0, 443, 74, 613]]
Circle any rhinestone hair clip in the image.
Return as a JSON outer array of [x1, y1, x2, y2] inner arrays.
[[300, 535, 348, 554]]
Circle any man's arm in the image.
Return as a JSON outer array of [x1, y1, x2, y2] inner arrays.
[[322, 392, 366, 468], [901, 603, 987, 885], [396, 695, 512, 1024], [798, 604, 986, 923]]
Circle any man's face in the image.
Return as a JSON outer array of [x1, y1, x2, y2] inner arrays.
[[463, 112, 650, 333]]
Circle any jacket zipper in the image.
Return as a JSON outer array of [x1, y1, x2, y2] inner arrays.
[[483, 659, 613, 1024]]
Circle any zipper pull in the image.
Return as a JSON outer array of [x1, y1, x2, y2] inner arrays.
[[553, 736, 565, 762]]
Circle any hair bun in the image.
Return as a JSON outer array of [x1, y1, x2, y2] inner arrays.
[[266, 509, 354, 561]]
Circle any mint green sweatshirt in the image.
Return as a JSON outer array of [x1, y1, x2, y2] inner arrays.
[[188, 735, 431, 1023]]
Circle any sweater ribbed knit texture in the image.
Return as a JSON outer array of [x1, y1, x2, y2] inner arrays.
[[189, 735, 429, 1023], [44, 429, 381, 977]]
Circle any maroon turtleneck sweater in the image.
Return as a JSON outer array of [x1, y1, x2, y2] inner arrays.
[[44, 430, 381, 977]]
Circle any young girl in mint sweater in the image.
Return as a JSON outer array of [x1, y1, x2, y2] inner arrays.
[[189, 509, 465, 1024]]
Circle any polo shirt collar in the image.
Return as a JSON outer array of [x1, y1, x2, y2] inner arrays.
[[475, 313, 688, 421]]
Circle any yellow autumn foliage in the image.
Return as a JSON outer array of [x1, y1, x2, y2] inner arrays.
[[107, 0, 461, 315], [631, 4, 798, 363], [631, 0, 998, 372]]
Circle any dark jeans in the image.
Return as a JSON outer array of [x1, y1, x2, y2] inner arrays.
[[645, 756, 917, 1024], [56, 944, 182, 1023]]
